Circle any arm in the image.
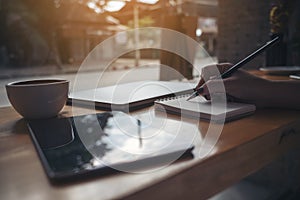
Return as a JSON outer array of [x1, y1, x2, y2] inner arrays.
[[222, 70, 300, 109], [198, 64, 300, 109]]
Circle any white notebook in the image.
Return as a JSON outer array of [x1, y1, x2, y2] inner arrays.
[[154, 95, 256, 122]]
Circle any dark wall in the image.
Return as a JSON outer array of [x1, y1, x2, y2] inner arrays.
[[217, 0, 271, 69]]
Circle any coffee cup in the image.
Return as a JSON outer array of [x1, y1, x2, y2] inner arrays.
[[6, 79, 69, 119]]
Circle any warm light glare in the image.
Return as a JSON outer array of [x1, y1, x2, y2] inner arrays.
[[87, 1, 97, 9], [137, 0, 159, 4], [99, 0, 106, 6], [95, 7, 104, 13], [104, 1, 126, 12], [196, 28, 202, 37], [106, 16, 120, 24], [88, 0, 157, 13]]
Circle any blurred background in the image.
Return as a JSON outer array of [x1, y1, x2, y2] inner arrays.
[[0, 0, 299, 79]]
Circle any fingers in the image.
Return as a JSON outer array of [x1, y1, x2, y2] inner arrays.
[[197, 68, 266, 103], [196, 63, 233, 90], [195, 77, 205, 90], [199, 79, 227, 100], [202, 79, 226, 94], [216, 63, 233, 73]]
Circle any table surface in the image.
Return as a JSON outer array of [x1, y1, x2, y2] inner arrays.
[[1, 104, 300, 200], [1, 72, 300, 200]]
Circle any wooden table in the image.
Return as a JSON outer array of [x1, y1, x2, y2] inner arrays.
[[1, 103, 300, 200]]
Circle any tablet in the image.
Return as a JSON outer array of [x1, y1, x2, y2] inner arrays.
[[259, 66, 300, 75], [27, 112, 194, 183], [289, 73, 300, 80]]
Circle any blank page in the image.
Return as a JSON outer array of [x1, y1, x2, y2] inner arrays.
[[155, 96, 256, 122]]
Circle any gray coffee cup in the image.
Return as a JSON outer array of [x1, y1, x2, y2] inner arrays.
[[6, 79, 69, 119]]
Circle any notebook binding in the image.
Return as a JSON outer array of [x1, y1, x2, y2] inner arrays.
[[155, 93, 191, 102]]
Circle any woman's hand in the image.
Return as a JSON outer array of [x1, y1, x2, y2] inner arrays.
[[196, 63, 271, 107], [195, 63, 233, 90]]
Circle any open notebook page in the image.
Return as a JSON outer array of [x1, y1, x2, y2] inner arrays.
[[154, 95, 256, 122]]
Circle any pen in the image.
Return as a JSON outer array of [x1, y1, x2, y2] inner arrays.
[[186, 36, 280, 101]]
